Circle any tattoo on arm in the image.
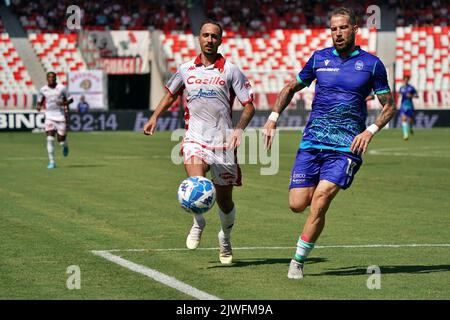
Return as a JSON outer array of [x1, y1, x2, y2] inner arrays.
[[274, 80, 305, 113], [375, 92, 396, 129], [236, 103, 255, 130]]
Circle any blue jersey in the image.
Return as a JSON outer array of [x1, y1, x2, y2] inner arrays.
[[297, 46, 390, 152], [77, 102, 89, 113], [399, 84, 417, 111]]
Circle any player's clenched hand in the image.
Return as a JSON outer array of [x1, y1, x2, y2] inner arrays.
[[143, 117, 157, 135], [263, 120, 277, 150], [228, 129, 243, 149], [350, 130, 374, 155]]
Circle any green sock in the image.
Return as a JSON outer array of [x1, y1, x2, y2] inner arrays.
[[402, 122, 409, 138], [294, 238, 315, 263]]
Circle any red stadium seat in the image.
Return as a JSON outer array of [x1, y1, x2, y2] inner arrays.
[[28, 33, 87, 85], [395, 26, 449, 91], [0, 33, 36, 98]]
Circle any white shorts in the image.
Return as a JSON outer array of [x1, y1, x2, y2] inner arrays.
[[45, 119, 67, 136], [181, 140, 242, 186]]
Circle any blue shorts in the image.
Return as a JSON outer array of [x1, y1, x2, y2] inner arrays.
[[400, 108, 414, 118], [289, 149, 362, 190]]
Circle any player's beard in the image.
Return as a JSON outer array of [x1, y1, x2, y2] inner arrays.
[[334, 32, 356, 54], [202, 44, 217, 57]]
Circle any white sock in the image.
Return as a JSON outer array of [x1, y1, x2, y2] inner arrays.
[[47, 136, 55, 163], [218, 205, 236, 239], [59, 140, 67, 147], [193, 214, 205, 229]]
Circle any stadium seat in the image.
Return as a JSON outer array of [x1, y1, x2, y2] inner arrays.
[[0, 33, 37, 106], [28, 33, 87, 84], [395, 26, 449, 94]]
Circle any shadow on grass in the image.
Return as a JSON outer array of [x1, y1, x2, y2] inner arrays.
[[207, 257, 327, 269], [309, 265, 450, 276]]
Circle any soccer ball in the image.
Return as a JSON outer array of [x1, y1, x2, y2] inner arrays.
[[177, 176, 216, 214]]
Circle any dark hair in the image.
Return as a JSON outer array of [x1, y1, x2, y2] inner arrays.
[[47, 71, 57, 77], [199, 20, 223, 37], [330, 7, 357, 26]]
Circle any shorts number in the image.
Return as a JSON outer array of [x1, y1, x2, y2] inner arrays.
[[346, 158, 357, 177]]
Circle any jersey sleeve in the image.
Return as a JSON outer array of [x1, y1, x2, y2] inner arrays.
[[230, 65, 254, 106], [296, 52, 316, 87], [37, 88, 45, 104], [165, 69, 184, 96], [372, 59, 391, 94]]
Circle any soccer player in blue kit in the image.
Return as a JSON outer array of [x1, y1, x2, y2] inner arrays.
[[263, 7, 396, 279], [399, 74, 418, 140]]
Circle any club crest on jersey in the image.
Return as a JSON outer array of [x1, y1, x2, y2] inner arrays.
[[187, 76, 225, 86], [355, 60, 364, 71]]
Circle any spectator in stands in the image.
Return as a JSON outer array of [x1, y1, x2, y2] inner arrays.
[[96, 13, 108, 26], [121, 12, 132, 28], [36, 14, 47, 30], [11, 0, 191, 32], [249, 18, 262, 31], [77, 95, 90, 113]]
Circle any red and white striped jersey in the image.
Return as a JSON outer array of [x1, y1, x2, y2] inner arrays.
[[166, 54, 253, 148]]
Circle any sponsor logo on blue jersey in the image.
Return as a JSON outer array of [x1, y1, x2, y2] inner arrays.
[[355, 60, 364, 70]]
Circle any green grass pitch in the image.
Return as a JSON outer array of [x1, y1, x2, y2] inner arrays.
[[0, 129, 449, 299]]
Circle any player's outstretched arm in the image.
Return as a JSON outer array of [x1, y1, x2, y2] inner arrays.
[[263, 80, 306, 149], [228, 102, 256, 148], [36, 91, 44, 111], [350, 91, 396, 155], [57, 97, 73, 107], [143, 92, 178, 136]]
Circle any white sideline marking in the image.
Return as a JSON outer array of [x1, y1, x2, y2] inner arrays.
[[98, 243, 450, 253], [91, 250, 221, 300], [368, 148, 450, 158]]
